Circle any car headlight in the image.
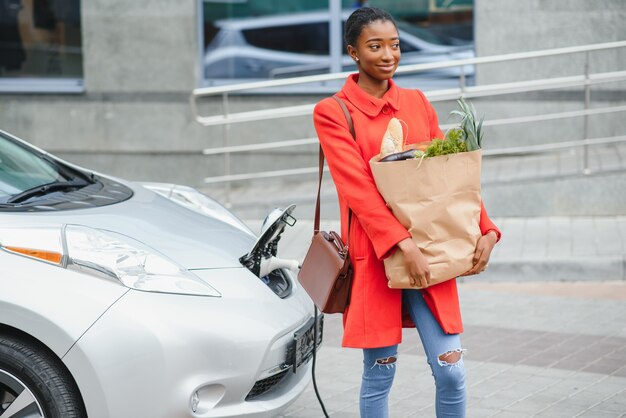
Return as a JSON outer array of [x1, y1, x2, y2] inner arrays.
[[0, 225, 220, 297]]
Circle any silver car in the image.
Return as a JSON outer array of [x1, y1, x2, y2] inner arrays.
[[0, 129, 320, 418], [204, 10, 474, 80]]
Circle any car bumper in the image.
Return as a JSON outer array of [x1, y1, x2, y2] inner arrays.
[[63, 267, 317, 418]]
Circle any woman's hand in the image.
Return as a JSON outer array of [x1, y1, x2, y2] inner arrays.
[[397, 238, 430, 287], [460, 231, 498, 276]]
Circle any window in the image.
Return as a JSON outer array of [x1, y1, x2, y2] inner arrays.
[[399, 39, 420, 53], [200, 0, 474, 90], [242, 22, 330, 56], [0, 0, 83, 93]]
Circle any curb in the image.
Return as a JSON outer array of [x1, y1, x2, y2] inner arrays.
[[469, 256, 626, 282]]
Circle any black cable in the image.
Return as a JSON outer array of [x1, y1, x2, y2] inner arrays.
[[312, 305, 330, 418]]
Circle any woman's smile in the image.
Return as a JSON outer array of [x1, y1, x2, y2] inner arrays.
[[377, 63, 397, 72]]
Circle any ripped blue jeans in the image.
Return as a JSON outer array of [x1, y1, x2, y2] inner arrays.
[[360, 289, 466, 417]]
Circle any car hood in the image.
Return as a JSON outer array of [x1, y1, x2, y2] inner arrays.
[[1, 182, 257, 270]]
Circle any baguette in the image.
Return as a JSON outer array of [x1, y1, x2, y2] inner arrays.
[[380, 118, 404, 157]]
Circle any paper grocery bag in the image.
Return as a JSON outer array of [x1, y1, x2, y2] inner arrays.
[[369, 150, 482, 289]]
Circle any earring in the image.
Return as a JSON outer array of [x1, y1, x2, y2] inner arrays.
[[355, 57, 359, 62]]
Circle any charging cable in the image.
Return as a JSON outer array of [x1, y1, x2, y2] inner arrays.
[[312, 305, 330, 418]]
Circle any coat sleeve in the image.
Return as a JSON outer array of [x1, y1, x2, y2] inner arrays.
[[479, 201, 501, 242], [313, 98, 411, 260], [419, 90, 502, 243]]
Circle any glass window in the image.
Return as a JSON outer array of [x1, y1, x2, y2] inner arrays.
[[399, 39, 420, 53], [397, 21, 457, 47], [0, 0, 83, 93], [242, 22, 330, 55], [200, 0, 474, 89]]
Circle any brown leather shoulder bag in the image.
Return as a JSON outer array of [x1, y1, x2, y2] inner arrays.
[[298, 96, 355, 314]]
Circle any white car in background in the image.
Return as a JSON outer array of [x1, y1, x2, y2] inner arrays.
[[0, 129, 319, 418], [204, 10, 474, 81]]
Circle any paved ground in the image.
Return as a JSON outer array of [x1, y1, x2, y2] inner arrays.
[[276, 281, 626, 418]]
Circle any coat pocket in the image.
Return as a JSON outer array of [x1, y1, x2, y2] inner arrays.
[[349, 216, 371, 260]]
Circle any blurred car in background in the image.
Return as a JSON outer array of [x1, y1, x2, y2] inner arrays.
[[204, 10, 474, 81], [0, 129, 319, 418]]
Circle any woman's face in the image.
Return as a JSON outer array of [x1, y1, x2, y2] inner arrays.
[[349, 19, 401, 82]]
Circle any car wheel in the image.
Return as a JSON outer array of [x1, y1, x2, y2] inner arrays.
[[0, 334, 86, 418]]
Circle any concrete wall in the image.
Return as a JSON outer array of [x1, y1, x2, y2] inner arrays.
[[0, 0, 213, 185], [473, 0, 626, 144], [475, 0, 626, 78]]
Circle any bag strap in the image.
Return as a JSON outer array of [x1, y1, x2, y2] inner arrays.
[[314, 95, 354, 238], [332, 95, 355, 138]]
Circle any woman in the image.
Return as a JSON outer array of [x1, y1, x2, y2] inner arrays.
[[313, 7, 501, 418]]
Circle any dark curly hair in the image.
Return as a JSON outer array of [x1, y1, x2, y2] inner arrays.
[[344, 7, 397, 47]]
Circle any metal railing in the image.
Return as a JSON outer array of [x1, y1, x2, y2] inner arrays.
[[191, 41, 626, 202]]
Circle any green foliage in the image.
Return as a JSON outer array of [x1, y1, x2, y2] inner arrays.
[[422, 97, 483, 157], [425, 129, 467, 157], [449, 97, 483, 151]]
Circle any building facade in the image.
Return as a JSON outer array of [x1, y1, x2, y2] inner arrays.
[[1, 0, 624, 215]]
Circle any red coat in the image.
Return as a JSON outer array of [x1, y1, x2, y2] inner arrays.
[[313, 74, 501, 349]]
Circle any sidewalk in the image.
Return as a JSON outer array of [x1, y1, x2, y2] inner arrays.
[[278, 281, 626, 417]]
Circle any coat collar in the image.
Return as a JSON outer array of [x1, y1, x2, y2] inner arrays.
[[340, 73, 400, 118]]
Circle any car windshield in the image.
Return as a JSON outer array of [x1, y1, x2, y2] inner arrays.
[[0, 133, 67, 203]]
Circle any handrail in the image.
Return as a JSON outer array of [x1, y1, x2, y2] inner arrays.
[[191, 40, 626, 98], [193, 70, 626, 126], [481, 135, 626, 157], [202, 137, 317, 155], [195, 105, 626, 156], [202, 135, 626, 184]]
